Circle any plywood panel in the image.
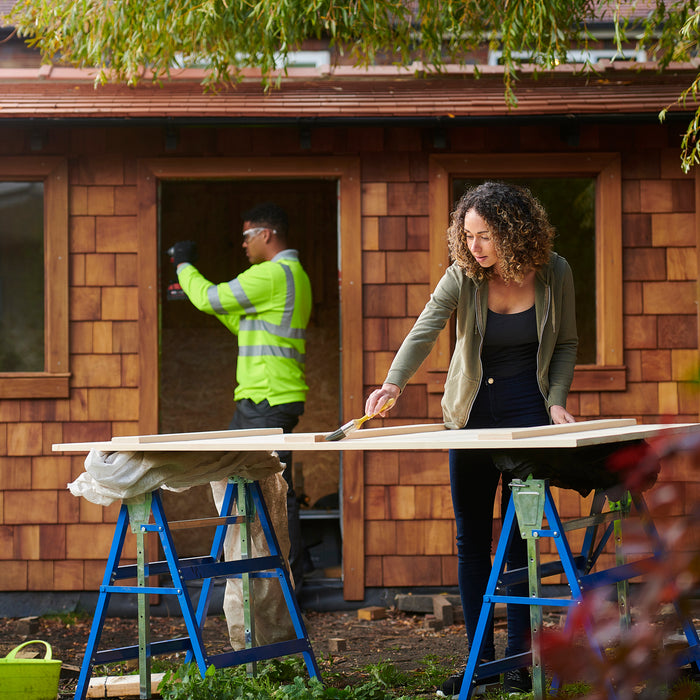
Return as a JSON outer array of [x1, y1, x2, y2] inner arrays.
[[480, 418, 635, 441]]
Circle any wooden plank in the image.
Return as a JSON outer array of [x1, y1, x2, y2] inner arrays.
[[137, 161, 159, 436], [478, 418, 637, 441], [283, 423, 446, 443], [111, 427, 283, 444], [54, 422, 698, 453], [345, 423, 446, 439], [87, 672, 165, 698], [168, 515, 244, 530], [283, 432, 330, 443]]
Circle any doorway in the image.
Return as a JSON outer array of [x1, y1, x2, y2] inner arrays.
[[158, 178, 341, 579]]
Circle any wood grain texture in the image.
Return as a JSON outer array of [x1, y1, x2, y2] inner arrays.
[[53, 421, 699, 453], [478, 418, 636, 440], [112, 428, 283, 444]]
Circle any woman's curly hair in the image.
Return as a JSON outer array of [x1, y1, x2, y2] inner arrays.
[[447, 181, 555, 283]]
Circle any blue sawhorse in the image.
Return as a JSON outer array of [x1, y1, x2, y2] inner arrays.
[[73, 476, 320, 700], [458, 477, 700, 700]]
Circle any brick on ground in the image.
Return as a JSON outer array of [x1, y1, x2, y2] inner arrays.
[[357, 605, 387, 620]]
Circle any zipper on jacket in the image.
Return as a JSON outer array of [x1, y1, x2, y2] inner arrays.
[[462, 284, 486, 427], [536, 285, 551, 408]]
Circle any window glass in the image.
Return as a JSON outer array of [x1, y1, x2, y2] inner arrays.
[[453, 178, 596, 364], [0, 181, 44, 371]]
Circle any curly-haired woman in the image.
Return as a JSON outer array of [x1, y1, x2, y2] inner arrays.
[[365, 181, 578, 697]]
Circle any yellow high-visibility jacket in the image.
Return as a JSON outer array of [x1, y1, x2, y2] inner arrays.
[[178, 250, 312, 405]]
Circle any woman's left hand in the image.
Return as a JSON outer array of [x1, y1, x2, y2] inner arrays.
[[550, 405, 576, 424]]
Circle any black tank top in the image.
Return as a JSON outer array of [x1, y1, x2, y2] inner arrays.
[[482, 305, 538, 378]]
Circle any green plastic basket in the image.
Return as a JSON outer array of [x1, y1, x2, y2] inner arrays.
[[0, 640, 62, 700]]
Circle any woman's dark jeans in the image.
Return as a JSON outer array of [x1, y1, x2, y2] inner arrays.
[[449, 369, 549, 661]]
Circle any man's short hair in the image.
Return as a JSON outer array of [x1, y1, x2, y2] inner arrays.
[[243, 202, 288, 239]]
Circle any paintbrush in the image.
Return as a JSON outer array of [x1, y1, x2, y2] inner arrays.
[[325, 397, 396, 442]]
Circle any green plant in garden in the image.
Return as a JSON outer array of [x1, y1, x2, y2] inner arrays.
[[157, 659, 415, 699]]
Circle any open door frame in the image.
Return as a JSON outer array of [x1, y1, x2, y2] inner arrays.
[[137, 157, 365, 600]]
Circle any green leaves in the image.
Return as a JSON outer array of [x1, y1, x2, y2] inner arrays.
[[7, 0, 608, 86], [8, 0, 700, 169], [157, 659, 412, 699]]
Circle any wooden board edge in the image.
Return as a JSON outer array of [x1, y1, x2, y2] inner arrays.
[[111, 428, 284, 443], [479, 418, 637, 441], [283, 433, 330, 443], [345, 423, 447, 439]]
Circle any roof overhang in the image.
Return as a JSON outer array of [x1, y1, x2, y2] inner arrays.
[[0, 61, 697, 122]]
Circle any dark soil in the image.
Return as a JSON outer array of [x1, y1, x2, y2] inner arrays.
[[0, 607, 490, 698]]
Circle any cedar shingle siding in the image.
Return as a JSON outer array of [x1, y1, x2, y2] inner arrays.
[[0, 77, 698, 600]]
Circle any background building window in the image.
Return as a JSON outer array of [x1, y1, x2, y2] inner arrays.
[[453, 177, 596, 364], [0, 158, 68, 398], [0, 181, 44, 372]]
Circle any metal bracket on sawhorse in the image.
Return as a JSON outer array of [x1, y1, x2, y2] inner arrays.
[[72, 476, 321, 700], [458, 476, 700, 700]]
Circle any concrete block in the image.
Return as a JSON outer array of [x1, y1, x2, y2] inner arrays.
[[432, 595, 454, 626], [395, 593, 460, 613], [16, 616, 40, 636], [423, 614, 443, 631]]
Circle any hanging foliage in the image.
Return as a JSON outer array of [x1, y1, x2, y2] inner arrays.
[[7, 0, 700, 170]]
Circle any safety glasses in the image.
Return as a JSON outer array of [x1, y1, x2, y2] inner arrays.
[[242, 227, 276, 241]]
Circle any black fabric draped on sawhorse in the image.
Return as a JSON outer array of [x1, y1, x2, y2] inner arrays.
[[458, 473, 700, 700]]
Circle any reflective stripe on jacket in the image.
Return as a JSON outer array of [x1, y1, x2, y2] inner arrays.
[[384, 253, 578, 429], [178, 250, 312, 405]]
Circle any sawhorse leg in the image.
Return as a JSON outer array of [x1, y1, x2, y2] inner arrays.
[[458, 478, 615, 700], [73, 504, 131, 700], [75, 479, 321, 700], [189, 477, 321, 680]]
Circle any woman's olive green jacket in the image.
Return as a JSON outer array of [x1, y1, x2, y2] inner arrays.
[[384, 253, 578, 429]]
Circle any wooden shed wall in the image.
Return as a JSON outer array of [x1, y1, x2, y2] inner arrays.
[[0, 119, 697, 601]]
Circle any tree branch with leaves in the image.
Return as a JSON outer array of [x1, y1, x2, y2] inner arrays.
[[8, 0, 700, 170]]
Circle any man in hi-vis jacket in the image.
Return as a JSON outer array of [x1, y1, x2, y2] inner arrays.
[[171, 202, 312, 616]]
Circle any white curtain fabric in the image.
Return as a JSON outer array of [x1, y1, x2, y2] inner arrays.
[[68, 448, 295, 648], [68, 449, 283, 505]]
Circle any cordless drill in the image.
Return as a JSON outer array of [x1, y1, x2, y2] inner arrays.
[[166, 241, 198, 301]]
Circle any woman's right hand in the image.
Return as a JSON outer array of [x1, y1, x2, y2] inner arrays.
[[365, 384, 401, 417]]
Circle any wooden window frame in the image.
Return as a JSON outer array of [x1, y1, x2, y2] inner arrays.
[[0, 158, 69, 398], [429, 153, 624, 392]]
